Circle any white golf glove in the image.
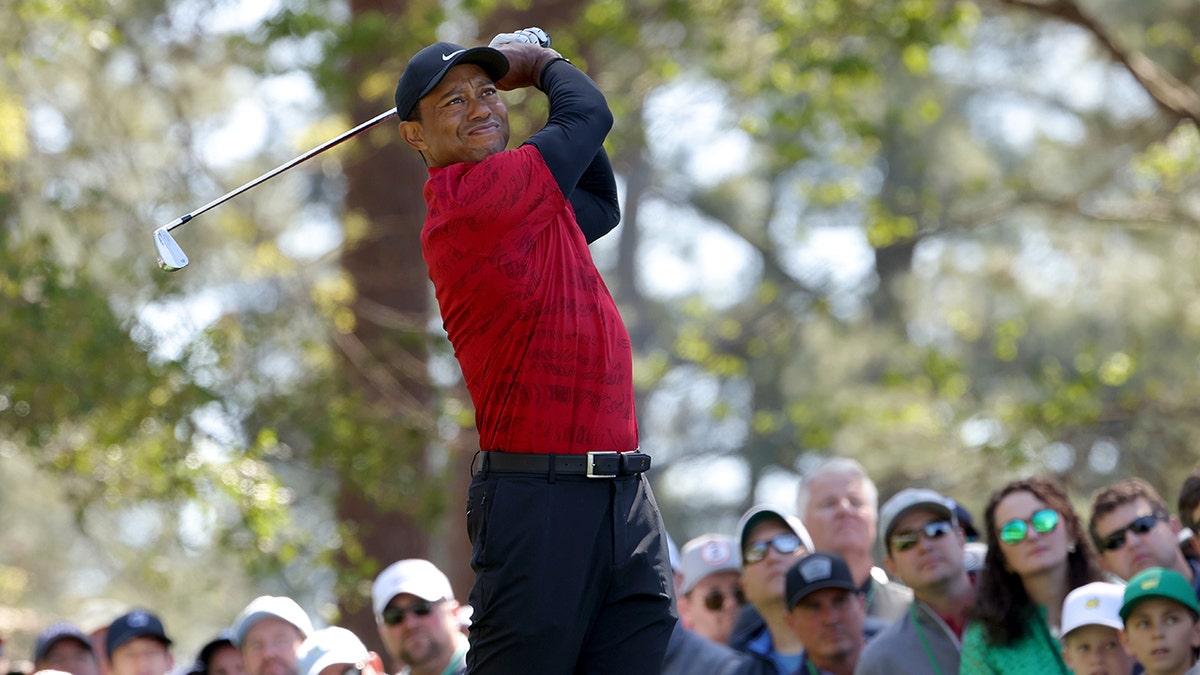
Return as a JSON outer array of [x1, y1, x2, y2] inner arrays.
[[489, 27, 550, 48]]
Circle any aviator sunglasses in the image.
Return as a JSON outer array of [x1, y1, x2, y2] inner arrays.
[[742, 533, 804, 565], [998, 508, 1059, 544], [381, 599, 435, 625], [1099, 512, 1165, 551], [890, 520, 954, 552]]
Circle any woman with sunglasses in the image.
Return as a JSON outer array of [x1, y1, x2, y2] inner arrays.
[[960, 477, 1104, 674]]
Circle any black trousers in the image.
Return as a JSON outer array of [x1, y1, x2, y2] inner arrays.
[[464, 463, 677, 675]]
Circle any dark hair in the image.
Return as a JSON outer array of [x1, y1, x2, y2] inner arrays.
[[972, 476, 1103, 646], [1179, 470, 1200, 531], [1088, 478, 1169, 549]]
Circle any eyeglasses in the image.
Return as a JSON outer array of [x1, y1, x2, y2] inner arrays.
[[743, 533, 804, 565], [1099, 513, 1165, 551], [382, 599, 435, 625], [891, 520, 954, 552], [700, 587, 746, 611], [998, 508, 1060, 544]]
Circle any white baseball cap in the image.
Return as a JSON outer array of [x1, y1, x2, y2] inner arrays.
[[679, 534, 740, 594], [1062, 581, 1125, 637], [232, 596, 314, 647], [371, 559, 454, 620], [296, 627, 369, 675]]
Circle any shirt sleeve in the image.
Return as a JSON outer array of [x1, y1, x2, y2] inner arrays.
[[525, 59, 620, 244]]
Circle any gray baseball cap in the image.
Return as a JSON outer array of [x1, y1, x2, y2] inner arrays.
[[679, 534, 740, 594], [879, 488, 956, 550]]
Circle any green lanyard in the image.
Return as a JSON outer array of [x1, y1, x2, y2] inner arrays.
[[911, 603, 945, 675], [805, 659, 820, 675]]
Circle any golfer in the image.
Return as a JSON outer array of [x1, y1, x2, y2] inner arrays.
[[394, 31, 676, 674]]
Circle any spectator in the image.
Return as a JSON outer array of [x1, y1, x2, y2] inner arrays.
[[32, 623, 99, 675], [728, 506, 814, 675], [105, 611, 174, 675], [1090, 478, 1199, 595], [232, 596, 313, 675], [796, 458, 912, 622], [1059, 582, 1134, 675], [960, 476, 1104, 674], [855, 488, 976, 675], [662, 533, 762, 675], [1119, 567, 1200, 675], [679, 534, 745, 645], [190, 631, 242, 675], [1177, 470, 1200, 560], [371, 559, 467, 675], [783, 552, 871, 675], [295, 628, 384, 675]]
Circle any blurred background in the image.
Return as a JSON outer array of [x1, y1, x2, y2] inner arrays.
[[4, 0, 1200, 666]]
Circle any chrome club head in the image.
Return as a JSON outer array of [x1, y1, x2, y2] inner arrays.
[[154, 227, 189, 271]]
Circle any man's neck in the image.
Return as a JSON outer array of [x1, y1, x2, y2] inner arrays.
[[406, 636, 464, 675], [811, 650, 859, 675], [760, 602, 805, 654], [915, 573, 975, 626], [841, 550, 875, 587]]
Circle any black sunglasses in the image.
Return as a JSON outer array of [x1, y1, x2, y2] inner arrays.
[[890, 520, 954, 552], [1099, 513, 1165, 551], [743, 533, 804, 565], [700, 587, 746, 612], [382, 599, 435, 625]]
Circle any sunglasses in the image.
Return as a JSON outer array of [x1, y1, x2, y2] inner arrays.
[[699, 587, 746, 612], [1099, 513, 1165, 551], [382, 599, 435, 625], [891, 520, 954, 552], [999, 508, 1060, 544], [743, 533, 805, 565]]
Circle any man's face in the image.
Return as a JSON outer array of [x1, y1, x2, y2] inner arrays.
[[207, 645, 245, 675], [399, 64, 510, 168], [1062, 624, 1135, 675], [1093, 498, 1180, 581], [740, 521, 808, 610], [241, 618, 303, 675], [108, 638, 173, 675], [783, 588, 865, 667], [376, 594, 457, 671], [1121, 598, 1200, 675], [681, 570, 743, 645], [39, 638, 100, 675], [885, 510, 966, 594], [802, 474, 875, 559]]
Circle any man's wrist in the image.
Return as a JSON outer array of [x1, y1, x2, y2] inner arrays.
[[536, 56, 572, 91]]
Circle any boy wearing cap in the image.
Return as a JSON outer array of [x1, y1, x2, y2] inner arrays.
[[1120, 567, 1200, 675], [782, 552, 871, 675], [394, 26, 673, 675], [678, 534, 745, 645], [33, 623, 100, 675], [855, 488, 975, 675], [1059, 582, 1135, 675], [371, 559, 467, 675], [232, 596, 313, 675], [105, 611, 173, 675], [295, 628, 384, 675]]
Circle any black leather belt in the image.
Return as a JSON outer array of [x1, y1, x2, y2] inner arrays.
[[481, 451, 651, 478]]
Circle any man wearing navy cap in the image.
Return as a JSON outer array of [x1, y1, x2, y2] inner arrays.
[[33, 622, 100, 675], [105, 610, 173, 675], [782, 553, 870, 675]]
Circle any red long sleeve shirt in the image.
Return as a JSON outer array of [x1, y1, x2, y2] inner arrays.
[[421, 144, 637, 454]]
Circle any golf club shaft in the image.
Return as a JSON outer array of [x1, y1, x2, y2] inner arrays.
[[160, 106, 399, 233]]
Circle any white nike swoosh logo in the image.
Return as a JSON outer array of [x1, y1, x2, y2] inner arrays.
[[442, 49, 466, 61]]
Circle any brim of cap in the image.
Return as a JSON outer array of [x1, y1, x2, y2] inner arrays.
[[1062, 616, 1124, 636], [36, 635, 94, 664], [787, 580, 858, 609], [109, 632, 172, 656], [405, 47, 509, 118]]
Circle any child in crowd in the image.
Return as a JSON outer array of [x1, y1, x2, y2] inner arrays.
[[1060, 581, 1136, 675], [1120, 567, 1200, 675]]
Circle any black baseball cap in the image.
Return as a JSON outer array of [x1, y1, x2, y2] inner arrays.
[[394, 42, 509, 121], [33, 622, 94, 665], [105, 610, 172, 658], [785, 552, 858, 609]]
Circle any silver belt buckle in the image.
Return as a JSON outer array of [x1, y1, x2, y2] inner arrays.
[[586, 451, 619, 478]]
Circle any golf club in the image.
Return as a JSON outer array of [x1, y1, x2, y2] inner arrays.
[[153, 106, 398, 271], [152, 27, 551, 272]]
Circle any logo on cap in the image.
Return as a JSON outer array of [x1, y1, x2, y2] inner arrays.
[[800, 556, 833, 581], [442, 49, 466, 61], [127, 611, 150, 627], [1141, 576, 1161, 590], [699, 540, 732, 566], [1086, 598, 1100, 608]]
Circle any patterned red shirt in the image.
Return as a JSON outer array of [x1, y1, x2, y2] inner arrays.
[[421, 144, 637, 454]]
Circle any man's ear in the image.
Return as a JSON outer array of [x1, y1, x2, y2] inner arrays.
[[399, 120, 428, 151]]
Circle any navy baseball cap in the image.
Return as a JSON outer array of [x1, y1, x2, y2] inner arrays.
[[106, 610, 172, 658], [394, 42, 509, 120], [33, 622, 94, 664], [785, 552, 858, 609]]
